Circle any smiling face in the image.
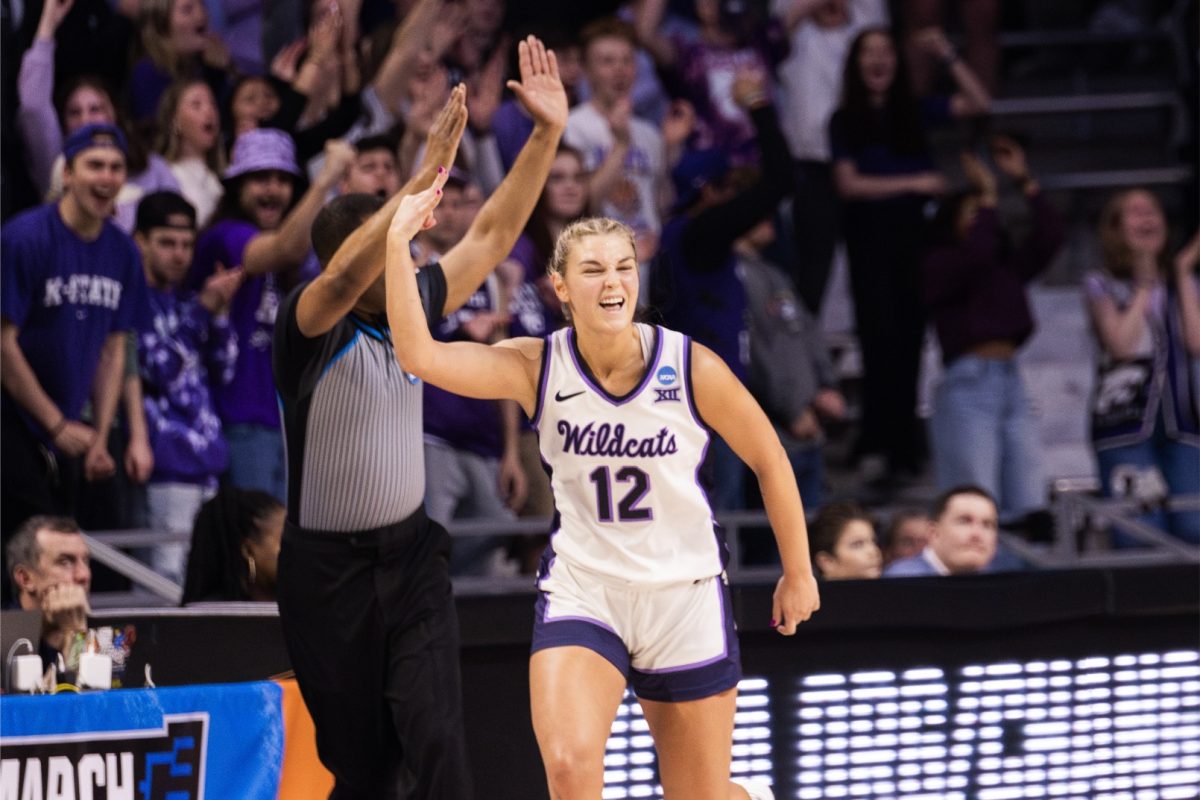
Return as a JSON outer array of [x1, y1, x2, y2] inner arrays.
[[63, 85, 116, 134], [238, 170, 293, 230], [553, 231, 640, 333], [174, 82, 220, 156], [63, 146, 127, 224], [857, 30, 897, 97], [930, 493, 998, 574], [1117, 190, 1168, 261]]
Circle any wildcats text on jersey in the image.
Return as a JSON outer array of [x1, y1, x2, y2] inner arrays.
[[557, 420, 678, 458]]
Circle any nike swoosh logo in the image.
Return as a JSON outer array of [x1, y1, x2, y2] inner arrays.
[[555, 389, 585, 401]]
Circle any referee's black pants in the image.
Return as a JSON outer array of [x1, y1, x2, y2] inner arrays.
[[277, 508, 473, 799]]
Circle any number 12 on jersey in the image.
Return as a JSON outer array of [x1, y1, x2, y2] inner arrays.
[[588, 466, 653, 522]]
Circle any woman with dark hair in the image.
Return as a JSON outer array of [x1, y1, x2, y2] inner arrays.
[[1085, 189, 1200, 544], [808, 501, 881, 580], [921, 134, 1064, 529], [830, 25, 988, 485], [182, 487, 284, 603]]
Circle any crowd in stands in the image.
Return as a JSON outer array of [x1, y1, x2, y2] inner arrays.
[[1, 0, 1197, 592]]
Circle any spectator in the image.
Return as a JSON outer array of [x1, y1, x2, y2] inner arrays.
[[740, 215, 846, 516], [901, 0, 1000, 95], [182, 487, 284, 603], [1, 124, 148, 542], [414, 168, 527, 575], [6, 515, 91, 669], [830, 25, 988, 485], [135, 191, 241, 584], [922, 135, 1065, 529], [498, 145, 587, 534], [188, 129, 355, 501], [563, 17, 668, 264], [131, 0, 233, 126], [1085, 190, 1200, 545], [636, 0, 790, 167], [651, 68, 793, 511], [227, 74, 281, 137], [16, 0, 180, 232], [881, 507, 931, 566], [156, 78, 225, 226], [338, 134, 401, 199], [884, 484, 1003, 576], [809, 501, 882, 579], [770, 0, 888, 314]]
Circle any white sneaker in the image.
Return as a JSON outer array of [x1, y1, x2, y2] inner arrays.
[[731, 777, 774, 800]]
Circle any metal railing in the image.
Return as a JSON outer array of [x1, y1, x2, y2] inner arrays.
[[85, 490, 1199, 604]]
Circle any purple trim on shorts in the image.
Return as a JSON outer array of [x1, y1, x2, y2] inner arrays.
[[531, 332, 554, 428], [531, 590, 631, 679], [566, 326, 663, 406], [629, 579, 741, 702]]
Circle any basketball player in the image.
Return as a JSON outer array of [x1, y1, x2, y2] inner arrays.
[[384, 173, 820, 799]]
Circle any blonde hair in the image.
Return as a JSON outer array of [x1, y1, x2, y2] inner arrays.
[[139, 0, 186, 77], [156, 78, 225, 173], [547, 217, 637, 280], [1097, 188, 1168, 280]]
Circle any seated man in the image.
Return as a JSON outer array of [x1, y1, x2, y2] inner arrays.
[[884, 485, 1009, 577], [6, 515, 91, 669]]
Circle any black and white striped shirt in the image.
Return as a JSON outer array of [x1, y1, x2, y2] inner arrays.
[[272, 266, 447, 531]]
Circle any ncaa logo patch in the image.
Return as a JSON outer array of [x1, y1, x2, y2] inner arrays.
[[656, 366, 677, 387]]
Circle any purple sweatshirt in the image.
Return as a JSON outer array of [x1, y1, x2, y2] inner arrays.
[[921, 193, 1065, 364]]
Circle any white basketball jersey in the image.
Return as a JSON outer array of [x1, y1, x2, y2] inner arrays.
[[534, 323, 725, 584]]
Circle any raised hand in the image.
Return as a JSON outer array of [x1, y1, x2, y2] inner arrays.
[[959, 151, 997, 198], [506, 36, 568, 132], [912, 26, 955, 61], [602, 96, 633, 145], [317, 139, 358, 189], [390, 168, 451, 241], [467, 38, 508, 134], [427, 83, 469, 154], [199, 261, 244, 314], [271, 39, 307, 85], [989, 133, 1031, 184], [36, 0, 75, 41]]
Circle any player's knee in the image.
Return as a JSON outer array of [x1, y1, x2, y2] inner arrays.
[[540, 737, 603, 793]]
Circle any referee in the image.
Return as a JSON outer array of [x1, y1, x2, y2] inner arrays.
[[271, 39, 568, 799]]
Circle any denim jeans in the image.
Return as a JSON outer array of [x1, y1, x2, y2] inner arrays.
[[1095, 413, 1200, 545], [225, 423, 286, 502], [930, 355, 1045, 522], [145, 482, 217, 584]]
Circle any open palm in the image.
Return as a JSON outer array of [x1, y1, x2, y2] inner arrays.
[[506, 36, 568, 131]]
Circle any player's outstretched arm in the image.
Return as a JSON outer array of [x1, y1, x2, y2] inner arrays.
[[385, 171, 539, 412], [295, 85, 468, 337], [691, 342, 820, 635], [439, 35, 568, 316]]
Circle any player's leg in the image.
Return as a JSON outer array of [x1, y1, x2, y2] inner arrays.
[[530, 645, 628, 798], [639, 688, 740, 799]]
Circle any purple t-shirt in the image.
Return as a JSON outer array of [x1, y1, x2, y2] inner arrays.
[[1, 204, 146, 436], [190, 219, 282, 428], [422, 282, 502, 459], [505, 234, 559, 339]]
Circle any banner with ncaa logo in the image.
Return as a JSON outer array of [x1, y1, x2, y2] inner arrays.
[[0, 682, 282, 800]]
